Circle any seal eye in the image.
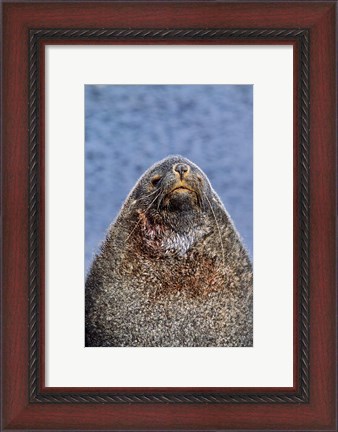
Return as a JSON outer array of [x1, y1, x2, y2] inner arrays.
[[151, 175, 162, 187]]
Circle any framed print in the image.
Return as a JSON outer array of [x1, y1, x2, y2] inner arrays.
[[1, 1, 336, 431], [48, 47, 292, 388]]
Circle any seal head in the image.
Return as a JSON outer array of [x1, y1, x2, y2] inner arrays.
[[126, 155, 217, 257]]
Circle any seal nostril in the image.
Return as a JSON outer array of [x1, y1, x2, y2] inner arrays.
[[174, 163, 189, 178]]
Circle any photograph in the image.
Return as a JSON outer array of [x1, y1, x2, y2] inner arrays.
[[85, 85, 253, 347], [45, 45, 295, 389]]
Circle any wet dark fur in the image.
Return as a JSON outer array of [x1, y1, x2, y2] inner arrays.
[[85, 155, 253, 347]]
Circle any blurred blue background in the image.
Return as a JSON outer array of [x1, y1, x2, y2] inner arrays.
[[85, 85, 253, 273]]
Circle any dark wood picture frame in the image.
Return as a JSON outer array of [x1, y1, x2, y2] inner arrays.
[[1, 1, 336, 430]]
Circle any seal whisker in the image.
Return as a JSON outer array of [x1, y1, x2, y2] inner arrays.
[[203, 190, 226, 268], [156, 184, 166, 211], [197, 186, 205, 211], [210, 197, 244, 259], [125, 191, 162, 242], [134, 188, 160, 202]]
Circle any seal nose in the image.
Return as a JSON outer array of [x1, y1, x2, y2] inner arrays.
[[174, 163, 190, 179]]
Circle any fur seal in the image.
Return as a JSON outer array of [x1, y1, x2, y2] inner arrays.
[[85, 155, 253, 347]]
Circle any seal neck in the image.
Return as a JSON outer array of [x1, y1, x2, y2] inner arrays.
[[136, 211, 210, 258]]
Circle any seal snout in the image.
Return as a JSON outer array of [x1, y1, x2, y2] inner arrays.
[[170, 162, 194, 197], [173, 162, 190, 180]]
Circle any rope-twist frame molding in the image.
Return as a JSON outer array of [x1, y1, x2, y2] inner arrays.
[[28, 28, 310, 404]]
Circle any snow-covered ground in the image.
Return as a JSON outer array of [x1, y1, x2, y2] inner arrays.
[[85, 85, 253, 273]]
